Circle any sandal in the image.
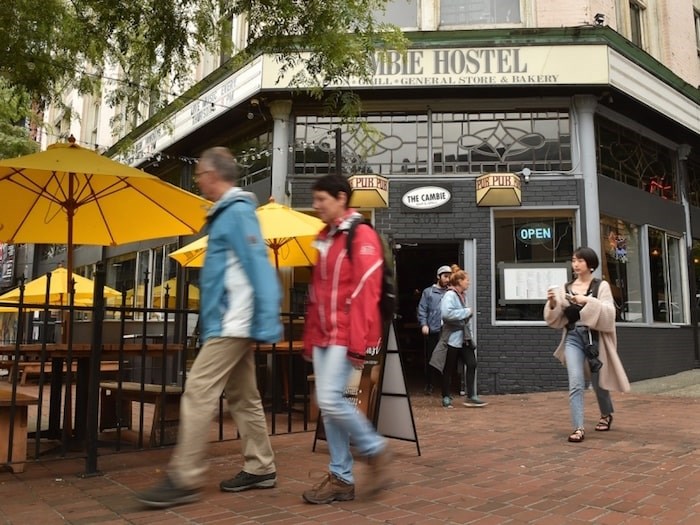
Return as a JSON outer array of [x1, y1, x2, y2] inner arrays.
[[568, 428, 585, 442], [595, 414, 613, 431]]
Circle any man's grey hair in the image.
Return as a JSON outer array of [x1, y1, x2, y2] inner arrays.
[[199, 147, 242, 183]]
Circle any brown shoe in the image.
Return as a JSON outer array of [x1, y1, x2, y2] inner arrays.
[[366, 446, 393, 497], [302, 472, 355, 504]]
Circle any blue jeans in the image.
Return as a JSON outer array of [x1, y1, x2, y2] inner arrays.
[[564, 327, 614, 430], [313, 345, 386, 484]]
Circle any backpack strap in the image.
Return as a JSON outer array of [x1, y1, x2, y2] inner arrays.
[[345, 217, 371, 261], [586, 278, 602, 298], [565, 277, 601, 297]]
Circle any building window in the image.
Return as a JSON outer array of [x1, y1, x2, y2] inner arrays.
[[432, 111, 572, 174], [494, 209, 576, 321], [295, 111, 571, 177], [629, 0, 645, 47], [373, 0, 419, 28], [648, 228, 686, 324], [692, 239, 700, 320], [695, 8, 700, 55], [596, 116, 677, 200], [294, 114, 429, 176], [687, 151, 700, 207], [231, 130, 273, 186], [440, 0, 520, 26], [600, 216, 643, 322]]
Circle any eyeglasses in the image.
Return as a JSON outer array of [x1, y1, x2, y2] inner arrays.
[[194, 169, 213, 180]]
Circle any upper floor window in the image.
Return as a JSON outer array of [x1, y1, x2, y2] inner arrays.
[[440, 0, 520, 26], [432, 111, 571, 174], [687, 152, 700, 208], [596, 116, 677, 201], [294, 111, 570, 177], [373, 0, 419, 28], [694, 8, 700, 55], [629, 0, 646, 47]]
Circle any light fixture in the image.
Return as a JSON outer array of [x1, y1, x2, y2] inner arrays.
[[520, 167, 531, 183], [594, 13, 605, 26]]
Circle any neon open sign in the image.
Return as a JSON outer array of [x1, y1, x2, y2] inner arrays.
[[517, 223, 552, 245]]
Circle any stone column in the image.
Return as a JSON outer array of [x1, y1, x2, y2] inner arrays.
[[268, 100, 294, 311], [268, 100, 293, 205], [573, 95, 601, 277]]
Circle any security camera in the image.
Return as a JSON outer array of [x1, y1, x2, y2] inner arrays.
[[250, 98, 260, 107]]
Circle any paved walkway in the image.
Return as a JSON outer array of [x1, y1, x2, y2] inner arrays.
[[1, 371, 700, 524]]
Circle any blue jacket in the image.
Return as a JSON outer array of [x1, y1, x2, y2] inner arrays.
[[417, 284, 447, 334], [199, 187, 282, 344], [440, 288, 472, 347]]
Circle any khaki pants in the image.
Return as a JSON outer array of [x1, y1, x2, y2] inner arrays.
[[169, 337, 275, 489]]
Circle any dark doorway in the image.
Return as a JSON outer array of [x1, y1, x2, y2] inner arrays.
[[394, 242, 461, 385]]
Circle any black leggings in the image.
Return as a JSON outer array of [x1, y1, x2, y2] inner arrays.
[[442, 343, 477, 398]]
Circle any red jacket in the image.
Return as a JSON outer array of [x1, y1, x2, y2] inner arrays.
[[303, 211, 383, 366]]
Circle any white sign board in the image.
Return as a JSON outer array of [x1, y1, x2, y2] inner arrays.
[[499, 262, 570, 303]]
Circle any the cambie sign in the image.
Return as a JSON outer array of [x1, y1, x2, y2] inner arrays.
[[401, 184, 453, 212]]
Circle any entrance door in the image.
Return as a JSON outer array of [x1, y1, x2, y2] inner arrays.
[[394, 242, 461, 384]]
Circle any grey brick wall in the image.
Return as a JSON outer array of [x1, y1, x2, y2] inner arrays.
[[290, 175, 698, 394]]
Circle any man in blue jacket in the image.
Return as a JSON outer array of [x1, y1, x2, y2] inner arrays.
[[417, 265, 451, 394], [137, 147, 282, 509]]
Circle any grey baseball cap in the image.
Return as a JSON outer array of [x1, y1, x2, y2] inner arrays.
[[436, 265, 452, 277]]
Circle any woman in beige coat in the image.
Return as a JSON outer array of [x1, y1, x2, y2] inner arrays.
[[544, 247, 630, 443]]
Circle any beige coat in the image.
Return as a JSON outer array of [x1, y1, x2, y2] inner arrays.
[[543, 280, 630, 393]]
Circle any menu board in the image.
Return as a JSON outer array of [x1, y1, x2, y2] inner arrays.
[[498, 262, 570, 304]]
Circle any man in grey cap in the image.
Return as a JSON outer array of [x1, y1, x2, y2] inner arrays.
[[417, 265, 452, 394]]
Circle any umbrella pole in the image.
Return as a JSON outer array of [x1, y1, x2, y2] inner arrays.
[[65, 172, 76, 345]]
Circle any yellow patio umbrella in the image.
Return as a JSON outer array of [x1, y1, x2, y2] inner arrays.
[[0, 267, 121, 309], [117, 278, 200, 309], [256, 201, 324, 269], [169, 236, 208, 268], [169, 201, 324, 269], [0, 137, 211, 299]]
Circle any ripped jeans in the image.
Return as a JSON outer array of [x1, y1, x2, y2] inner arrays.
[[564, 326, 614, 430]]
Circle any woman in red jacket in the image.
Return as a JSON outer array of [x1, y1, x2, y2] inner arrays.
[[302, 174, 391, 504]]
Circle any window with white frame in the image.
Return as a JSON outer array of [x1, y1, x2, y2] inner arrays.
[[494, 209, 576, 321], [694, 7, 700, 55], [648, 228, 686, 324], [440, 0, 521, 26], [629, 0, 646, 48], [600, 216, 643, 322], [373, 0, 419, 28]]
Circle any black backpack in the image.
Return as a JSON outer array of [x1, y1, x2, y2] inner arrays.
[[346, 218, 397, 324]]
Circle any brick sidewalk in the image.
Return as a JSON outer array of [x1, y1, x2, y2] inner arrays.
[[1, 388, 699, 524]]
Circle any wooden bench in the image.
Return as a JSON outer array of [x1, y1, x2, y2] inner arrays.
[[0, 389, 39, 473], [0, 360, 124, 386], [99, 381, 183, 447]]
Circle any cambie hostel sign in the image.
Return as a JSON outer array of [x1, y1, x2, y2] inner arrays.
[[263, 45, 609, 89]]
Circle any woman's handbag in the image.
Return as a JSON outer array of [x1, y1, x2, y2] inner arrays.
[[428, 327, 451, 372]]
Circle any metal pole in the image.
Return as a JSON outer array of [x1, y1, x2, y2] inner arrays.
[[84, 261, 106, 476], [335, 128, 342, 176]]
